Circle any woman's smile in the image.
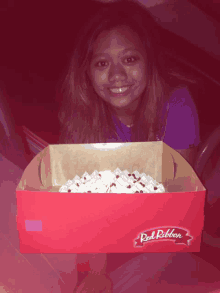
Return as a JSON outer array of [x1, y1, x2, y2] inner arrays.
[[108, 85, 133, 96]]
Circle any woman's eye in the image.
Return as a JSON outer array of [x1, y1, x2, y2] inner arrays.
[[95, 61, 108, 67], [94, 56, 139, 67], [124, 56, 138, 63]]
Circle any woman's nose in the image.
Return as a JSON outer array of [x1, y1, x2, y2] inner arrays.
[[109, 63, 127, 82]]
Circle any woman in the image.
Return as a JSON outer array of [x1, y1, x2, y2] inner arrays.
[[58, 0, 200, 165], [57, 0, 202, 291]]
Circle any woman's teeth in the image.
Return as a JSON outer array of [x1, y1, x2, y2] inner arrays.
[[110, 86, 130, 94]]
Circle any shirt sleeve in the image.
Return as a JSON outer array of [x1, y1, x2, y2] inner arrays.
[[163, 87, 200, 149]]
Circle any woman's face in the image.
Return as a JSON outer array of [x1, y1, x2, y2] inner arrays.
[[89, 26, 147, 114]]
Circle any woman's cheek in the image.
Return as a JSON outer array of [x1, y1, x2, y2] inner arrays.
[[131, 69, 138, 78], [131, 65, 145, 80], [94, 70, 108, 84], [100, 71, 108, 83]]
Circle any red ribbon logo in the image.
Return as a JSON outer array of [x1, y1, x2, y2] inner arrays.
[[134, 227, 192, 247]]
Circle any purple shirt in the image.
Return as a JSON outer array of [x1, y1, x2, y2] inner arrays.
[[110, 87, 200, 149], [163, 87, 200, 149]]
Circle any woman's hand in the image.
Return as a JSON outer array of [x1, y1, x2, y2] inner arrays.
[[74, 272, 113, 293]]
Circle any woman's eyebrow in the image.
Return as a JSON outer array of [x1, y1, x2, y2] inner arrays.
[[92, 48, 141, 59]]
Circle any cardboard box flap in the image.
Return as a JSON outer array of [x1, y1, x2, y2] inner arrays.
[[17, 146, 53, 191], [165, 143, 205, 192], [16, 142, 205, 193]]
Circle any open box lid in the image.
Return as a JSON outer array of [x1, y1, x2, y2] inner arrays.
[[16, 142, 205, 193]]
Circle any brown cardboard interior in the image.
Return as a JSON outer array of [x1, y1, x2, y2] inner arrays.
[[16, 142, 205, 193]]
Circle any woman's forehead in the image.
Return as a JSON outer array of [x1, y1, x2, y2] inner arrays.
[[92, 26, 144, 53]]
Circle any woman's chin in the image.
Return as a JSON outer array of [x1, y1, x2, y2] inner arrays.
[[110, 101, 138, 116], [110, 98, 130, 107]]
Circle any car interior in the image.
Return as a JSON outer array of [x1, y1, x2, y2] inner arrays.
[[1, 0, 220, 291]]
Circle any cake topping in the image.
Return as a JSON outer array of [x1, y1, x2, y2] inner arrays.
[[59, 169, 165, 194]]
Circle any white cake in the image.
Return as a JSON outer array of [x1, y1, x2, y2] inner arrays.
[[59, 169, 165, 194]]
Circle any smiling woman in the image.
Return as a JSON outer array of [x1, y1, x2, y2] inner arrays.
[[88, 25, 148, 126], [55, 0, 203, 291], [57, 0, 201, 150]]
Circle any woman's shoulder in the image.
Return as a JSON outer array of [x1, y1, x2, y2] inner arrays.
[[167, 86, 199, 119], [169, 86, 197, 111], [168, 86, 193, 106], [163, 85, 200, 148]]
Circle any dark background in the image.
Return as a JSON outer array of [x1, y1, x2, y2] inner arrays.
[[1, 0, 220, 143]]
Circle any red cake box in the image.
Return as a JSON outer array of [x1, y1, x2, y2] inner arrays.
[[16, 142, 206, 254]]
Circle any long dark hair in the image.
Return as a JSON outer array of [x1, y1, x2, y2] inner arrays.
[[57, 0, 201, 144]]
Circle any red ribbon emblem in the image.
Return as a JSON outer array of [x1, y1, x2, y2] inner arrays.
[[134, 227, 192, 247]]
